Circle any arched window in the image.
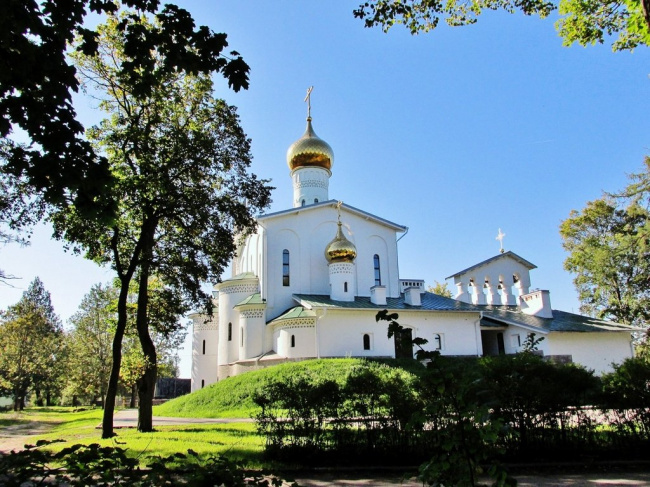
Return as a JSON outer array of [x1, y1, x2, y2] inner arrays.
[[282, 249, 290, 286], [228, 322, 232, 341], [314, 198, 319, 203], [434, 334, 442, 350], [291, 335, 296, 348], [201, 379, 205, 389], [202, 340, 206, 355], [344, 281, 348, 292], [301, 199, 306, 207], [363, 334, 371, 350], [373, 254, 381, 286]]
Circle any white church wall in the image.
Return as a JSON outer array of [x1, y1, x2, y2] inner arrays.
[[216, 276, 259, 372], [258, 204, 404, 322], [497, 326, 551, 355], [264, 227, 302, 320], [191, 313, 219, 392], [454, 257, 533, 305], [398, 311, 483, 357], [317, 311, 395, 357], [546, 332, 634, 375], [315, 310, 482, 358], [275, 325, 317, 358]]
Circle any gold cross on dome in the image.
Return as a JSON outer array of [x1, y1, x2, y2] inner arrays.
[[336, 200, 343, 222], [496, 228, 506, 253], [304, 86, 313, 119]]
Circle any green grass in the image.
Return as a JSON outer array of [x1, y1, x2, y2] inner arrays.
[[154, 357, 423, 418], [1, 408, 265, 466]]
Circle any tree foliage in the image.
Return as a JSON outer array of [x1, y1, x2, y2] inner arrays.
[[65, 283, 116, 407], [353, 0, 650, 51], [559, 160, 650, 333], [0, 278, 65, 410], [1, 0, 250, 222], [53, 13, 271, 437], [427, 280, 453, 298], [64, 281, 186, 408]]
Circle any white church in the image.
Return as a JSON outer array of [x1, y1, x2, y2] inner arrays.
[[191, 101, 637, 391]]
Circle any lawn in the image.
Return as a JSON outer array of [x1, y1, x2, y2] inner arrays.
[[0, 407, 267, 467]]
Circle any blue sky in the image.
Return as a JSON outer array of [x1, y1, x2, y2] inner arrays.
[[1, 1, 649, 377]]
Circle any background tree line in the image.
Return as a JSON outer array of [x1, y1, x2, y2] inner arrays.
[[0, 277, 185, 411]]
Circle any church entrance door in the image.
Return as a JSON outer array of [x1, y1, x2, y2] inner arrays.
[[394, 328, 414, 359]]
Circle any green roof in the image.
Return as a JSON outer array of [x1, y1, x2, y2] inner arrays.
[[267, 306, 317, 325], [234, 293, 265, 307], [224, 271, 257, 282]]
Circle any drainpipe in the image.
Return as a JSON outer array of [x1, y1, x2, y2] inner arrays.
[[314, 307, 327, 359], [475, 312, 483, 357]]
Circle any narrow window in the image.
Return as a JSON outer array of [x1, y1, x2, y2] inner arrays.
[[301, 199, 306, 206], [344, 281, 348, 292], [434, 334, 442, 350], [228, 322, 232, 341], [282, 249, 290, 286], [202, 340, 206, 355], [363, 334, 371, 350], [314, 198, 319, 203], [291, 335, 296, 348], [201, 379, 205, 389], [373, 254, 381, 286], [241, 327, 244, 347]]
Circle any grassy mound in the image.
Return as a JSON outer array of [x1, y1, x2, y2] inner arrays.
[[154, 358, 423, 418]]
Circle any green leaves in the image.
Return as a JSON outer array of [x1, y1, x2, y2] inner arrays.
[[560, 161, 650, 334], [354, 0, 650, 51]]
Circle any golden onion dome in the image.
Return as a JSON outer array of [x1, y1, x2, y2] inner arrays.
[[325, 221, 357, 263], [287, 117, 334, 171]]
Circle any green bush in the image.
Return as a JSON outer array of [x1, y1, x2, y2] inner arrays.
[[0, 440, 292, 486], [601, 357, 650, 441]]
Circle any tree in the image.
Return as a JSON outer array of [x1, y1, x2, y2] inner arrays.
[[65, 283, 117, 407], [1, 0, 250, 223], [54, 14, 271, 438], [427, 280, 453, 298], [560, 160, 650, 335], [353, 0, 650, 51], [0, 278, 65, 410], [65, 281, 186, 408]]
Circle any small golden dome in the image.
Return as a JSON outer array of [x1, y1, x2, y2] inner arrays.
[[325, 221, 357, 263], [287, 118, 334, 171]]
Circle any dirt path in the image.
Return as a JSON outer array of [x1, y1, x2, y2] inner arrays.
[[0, 420, 54, 453]]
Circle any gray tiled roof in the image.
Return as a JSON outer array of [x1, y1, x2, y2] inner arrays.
[[480, 307, 638, 333], [293, 292, 479, 312], [292, 292, 638, 334]]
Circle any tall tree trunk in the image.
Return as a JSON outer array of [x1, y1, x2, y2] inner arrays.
[[34, 388, 43, 407], [130, 383, 137, 408], [101, 276, 132, 438], [136, 222, 158, 433]]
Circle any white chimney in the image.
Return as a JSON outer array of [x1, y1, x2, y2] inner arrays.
[[404, 287, 421, 306], [520, 290, 553, 318], [370, 285, 387, 306]]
